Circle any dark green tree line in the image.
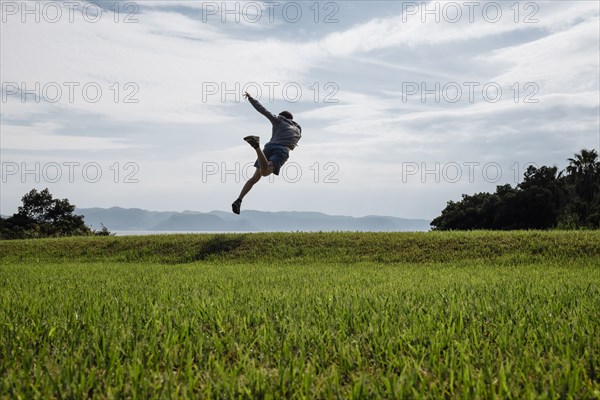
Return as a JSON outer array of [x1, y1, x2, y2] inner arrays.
[[0, 188, 110, 239], [431, 149, 600, 230]]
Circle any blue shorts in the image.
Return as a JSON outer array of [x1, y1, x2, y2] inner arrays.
[[254, 144, 290, 175]]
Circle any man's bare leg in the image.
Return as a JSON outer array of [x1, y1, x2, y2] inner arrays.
[[239, 169, 261, 200], [254, 147, 275, 176], [233, 171, 259, 214], [232, 168, 262, 215], [244, 135, 274, 177], [233, 136, 275, 214]]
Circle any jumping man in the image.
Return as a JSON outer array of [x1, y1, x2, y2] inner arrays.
[[232, 92, 302, 214]]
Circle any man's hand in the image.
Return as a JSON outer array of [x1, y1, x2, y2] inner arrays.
[[243, 92, 253, 101]]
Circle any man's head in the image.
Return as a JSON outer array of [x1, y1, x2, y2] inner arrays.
[[279, 111, 293, 120]]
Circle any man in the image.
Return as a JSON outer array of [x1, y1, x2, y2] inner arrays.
[[232, 92, 302, 214]]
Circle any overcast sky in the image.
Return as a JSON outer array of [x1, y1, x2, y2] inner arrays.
[[1, 0, 599, 220]]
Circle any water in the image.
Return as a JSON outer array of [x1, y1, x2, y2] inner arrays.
[[111, 230, 253, 236]]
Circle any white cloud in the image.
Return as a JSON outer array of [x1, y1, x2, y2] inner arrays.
[[0, 2, 320, 124], [485, 17, 600, 92], [1, 1, 598, 218], [1, 122, 132, 150], [316, 1, 599, 56]]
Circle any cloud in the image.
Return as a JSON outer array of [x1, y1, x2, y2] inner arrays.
[[296, 10, 599, 162], [1, 1, 598, 219], [485, 17, 600, 92], [316, 1, 599, 56], [1, 122, 132, 151], [0, 2, 320, 124]]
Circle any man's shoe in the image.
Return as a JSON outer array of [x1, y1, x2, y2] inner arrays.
[[244, 135, 260, 149], [232, 199, 242, 215]]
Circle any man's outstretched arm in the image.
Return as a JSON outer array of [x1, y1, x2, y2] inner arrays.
[[244, 92, 278, 125]]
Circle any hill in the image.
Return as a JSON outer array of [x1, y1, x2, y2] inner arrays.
[[1, 231, 598, 264], [76, 207, 431, 232], [2, 231, 599, 399]]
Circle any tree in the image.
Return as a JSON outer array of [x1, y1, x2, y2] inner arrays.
[[565, 149, 600, 226], [431, 191, 498, 230], [0, 189, 98, 239], [512, 166, 566, 229], [567, 149, 600, 200], [431, 150, 597, 230]]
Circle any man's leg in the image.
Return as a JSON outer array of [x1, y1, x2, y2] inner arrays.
[[232, 169, 261, 214], [244, 136, 274, 177], [238, 169, 262, 200], [254, 147, 275, 177]]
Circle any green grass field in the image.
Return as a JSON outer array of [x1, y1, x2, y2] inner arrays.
[[1, 231, 599, 399]]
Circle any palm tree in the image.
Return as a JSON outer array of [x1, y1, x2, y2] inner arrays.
[[566, 149, 600, 216]]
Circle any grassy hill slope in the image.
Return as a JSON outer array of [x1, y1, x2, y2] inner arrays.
[[1, 231, 599, 264], [1, 231, 599, 398]]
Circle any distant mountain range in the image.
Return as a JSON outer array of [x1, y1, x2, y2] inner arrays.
[[76, 207, 431, 232]]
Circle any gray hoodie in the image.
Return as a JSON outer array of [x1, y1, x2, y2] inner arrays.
[[249, 97, 302, 150]]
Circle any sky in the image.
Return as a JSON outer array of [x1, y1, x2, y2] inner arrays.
[[1, 0, 599, 220]]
